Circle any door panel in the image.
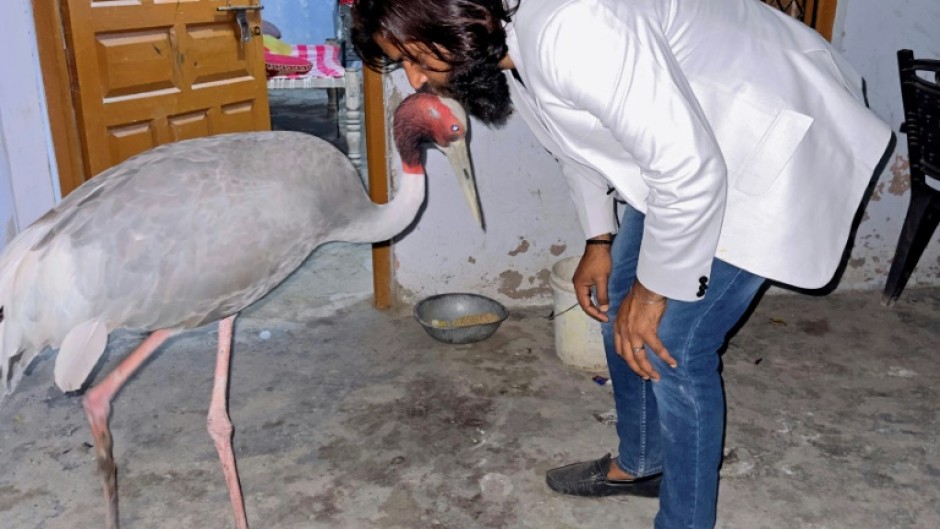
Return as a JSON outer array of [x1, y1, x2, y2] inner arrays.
[[762, 0, 838, 40], [64, 0, 270, 179]]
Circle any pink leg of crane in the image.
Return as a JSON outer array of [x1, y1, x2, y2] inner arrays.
[[82, 329, 174, 529], [207, 315, 250, 529]]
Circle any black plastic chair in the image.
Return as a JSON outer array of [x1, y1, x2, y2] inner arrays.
[[882, 49, 940, 306]]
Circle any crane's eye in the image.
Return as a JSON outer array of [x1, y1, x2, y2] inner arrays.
[[451, 124, 460, 132]]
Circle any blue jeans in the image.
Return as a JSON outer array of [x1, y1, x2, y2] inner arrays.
[[603, 206, 766, 529]]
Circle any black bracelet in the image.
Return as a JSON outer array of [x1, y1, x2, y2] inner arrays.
[[585, 239, 613, 246]]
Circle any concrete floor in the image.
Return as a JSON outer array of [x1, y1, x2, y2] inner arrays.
[[1, 92, 938, 529]]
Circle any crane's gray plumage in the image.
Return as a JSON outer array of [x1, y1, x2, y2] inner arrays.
[[0, 124, 435, 398], [0, 132, 424, 394], [1, 132, 372, 395], [0, 93, 474, 529]]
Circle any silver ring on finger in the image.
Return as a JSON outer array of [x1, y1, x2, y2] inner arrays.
[[632, 345, 645, 352]]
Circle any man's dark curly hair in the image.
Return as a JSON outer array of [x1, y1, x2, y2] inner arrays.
[[352, 0, 516, 72], [351, 0, 518, 125]]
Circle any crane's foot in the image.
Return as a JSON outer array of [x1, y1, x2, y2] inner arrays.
[[83, 390, 119, 529], [77, 329, 173, 529]]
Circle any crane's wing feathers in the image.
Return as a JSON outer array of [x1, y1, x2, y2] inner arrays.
[[54, 319, 108, 392], [77, 132, 364, 327]]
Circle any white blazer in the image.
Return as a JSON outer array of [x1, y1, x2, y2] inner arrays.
[[505, 0, 892, 301]]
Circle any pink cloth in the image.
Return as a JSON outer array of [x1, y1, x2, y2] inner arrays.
[[274, 44, 344, 79], [264, 51, 313, 76]]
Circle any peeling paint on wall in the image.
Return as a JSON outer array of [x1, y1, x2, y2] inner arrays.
[[550, 244, 567, 256], [869, 181, 884, 202], [535, 268, 552, 288], [508, 239, 530, 256], [497, 269, 552, 299], [399, 286, 416, 301], [888, 155, 911, 196]]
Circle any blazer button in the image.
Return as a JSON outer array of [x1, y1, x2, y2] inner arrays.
[[696, 280, 708, 297]]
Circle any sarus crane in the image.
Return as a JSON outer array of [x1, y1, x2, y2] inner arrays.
[[0, 93, 479, 529]]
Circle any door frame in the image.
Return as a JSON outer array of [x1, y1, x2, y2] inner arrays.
[[363, 66, 393, 308], [33, 0, 85, 197], [806, 0, 838, 41]]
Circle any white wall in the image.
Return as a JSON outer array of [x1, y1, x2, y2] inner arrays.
[[390, 1, 940, 307], [386, 74, 586, 307], [262, 0, 337, 45], [836, 0, 940, 289], [1, 0, 59, 252]]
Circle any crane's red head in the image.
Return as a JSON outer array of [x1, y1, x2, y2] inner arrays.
[[393, 92, 468, 174], [392, 92, 482, 227]]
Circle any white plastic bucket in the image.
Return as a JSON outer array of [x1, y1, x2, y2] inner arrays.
[[549, 256, 608, 373]]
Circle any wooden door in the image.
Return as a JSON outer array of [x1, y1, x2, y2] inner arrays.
[[762, 0, 838, 40], [61, 0, 270, 180]]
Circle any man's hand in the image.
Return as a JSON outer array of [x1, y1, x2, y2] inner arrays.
[[573, 236, 613, 322], [614, 279, 678, 381]]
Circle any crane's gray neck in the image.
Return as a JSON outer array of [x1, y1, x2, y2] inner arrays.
[[335, 171, 426, 243]]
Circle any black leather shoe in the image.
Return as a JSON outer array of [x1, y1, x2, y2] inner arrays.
[[545, 453, 661, 498]]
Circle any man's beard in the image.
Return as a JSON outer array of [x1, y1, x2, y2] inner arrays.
[[428, 59, 513, 127]]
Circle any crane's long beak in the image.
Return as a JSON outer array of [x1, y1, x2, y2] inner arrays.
[[442, 138, 484, 230]]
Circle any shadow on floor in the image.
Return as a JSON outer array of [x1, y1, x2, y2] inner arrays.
[[269, 89, 348, 154], [262, 86, 373, 321]]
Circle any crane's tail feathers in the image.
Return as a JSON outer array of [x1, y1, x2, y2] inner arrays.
[[54, 319, 108, 392], [0, 213, 58, 403], [2, 348, 28, 405]]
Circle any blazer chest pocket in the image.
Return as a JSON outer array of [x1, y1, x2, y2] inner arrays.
[[691, 79, 814, 196], [735, 108, 814, 196]]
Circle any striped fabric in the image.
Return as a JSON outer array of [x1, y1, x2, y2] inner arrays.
[[266, 74, 345, 90], [276, 43, 344, 79]]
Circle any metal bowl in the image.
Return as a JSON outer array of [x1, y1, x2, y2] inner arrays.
[[414, 293, 509, 344]]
